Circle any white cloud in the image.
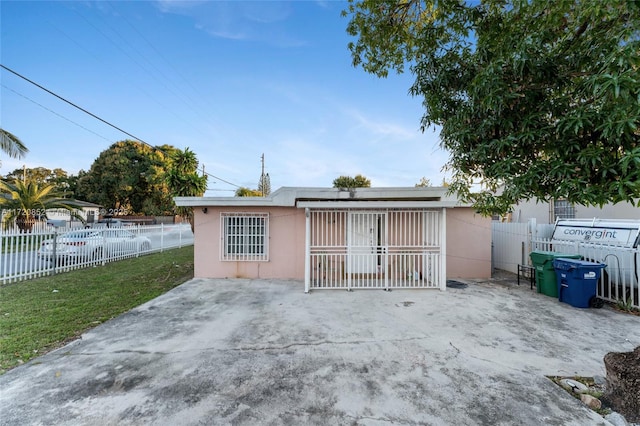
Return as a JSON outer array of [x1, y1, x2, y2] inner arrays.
[[342, 107, 418, 141], [154, 0, 208, 13], [314, 1, 332, 10], [154, 0, 304, 46]]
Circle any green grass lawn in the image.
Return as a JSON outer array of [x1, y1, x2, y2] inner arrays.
[[0, 246, 194, 374]]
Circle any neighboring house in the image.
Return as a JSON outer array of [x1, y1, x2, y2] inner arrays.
[[506, 199, 639, 224], [175, 186, 491, 292], [46, 200, 101, 227]]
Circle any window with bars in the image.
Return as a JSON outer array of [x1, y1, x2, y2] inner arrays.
[[553, 199, 576, 220], [221, 213, 268, 261]]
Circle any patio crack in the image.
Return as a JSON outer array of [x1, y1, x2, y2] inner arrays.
[[280, 408, 422, 425], [55, 336, 433, 357], [57, 349, 172, 357], [229, 335, 429, 352], [344, 414, 422, 425]]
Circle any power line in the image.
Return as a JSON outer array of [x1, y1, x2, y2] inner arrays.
[[0, 64, 241, 189], [1, 64, 149, 143], [71, 6, 211, 129], [1, 83, 113, 143], [45, 13, 219, 151], [104, 1, 213, 121]]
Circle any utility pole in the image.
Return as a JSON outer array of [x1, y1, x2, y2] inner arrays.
[[261, 153, 265, 197]]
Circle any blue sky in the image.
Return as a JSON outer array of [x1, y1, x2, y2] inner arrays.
[[1, 0, 447, 195]]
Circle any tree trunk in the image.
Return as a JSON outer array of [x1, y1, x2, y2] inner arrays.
[[15, 215, 35, 233]]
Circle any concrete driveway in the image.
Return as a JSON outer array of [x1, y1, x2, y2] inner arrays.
[[1, 276, 639, 425]]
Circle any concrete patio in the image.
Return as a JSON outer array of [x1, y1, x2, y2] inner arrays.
[[1, 275, 638, 425]]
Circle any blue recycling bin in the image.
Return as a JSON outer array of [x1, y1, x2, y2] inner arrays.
[[552, 258, 606, 308]]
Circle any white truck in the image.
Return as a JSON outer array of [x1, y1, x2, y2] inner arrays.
[[550, 218, 639, 295]]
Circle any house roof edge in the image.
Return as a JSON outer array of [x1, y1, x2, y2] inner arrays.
[[174, 186, 471, 208]]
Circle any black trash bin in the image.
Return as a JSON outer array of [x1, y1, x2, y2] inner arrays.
[[552, 258, 606, 308]]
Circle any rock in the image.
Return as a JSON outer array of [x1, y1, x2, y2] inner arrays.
[[605, 412, 629, 426], [560, 378, 588, 393], [593, 375, 607, 386], [580, 393, 602, 410], [603, 346, 640, 423]]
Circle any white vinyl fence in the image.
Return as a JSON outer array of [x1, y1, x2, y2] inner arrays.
[[491, 221, 555, 273], [0, 223, 193, 284]]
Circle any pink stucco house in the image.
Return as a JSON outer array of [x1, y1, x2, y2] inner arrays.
[[175, 187, 491, 292]]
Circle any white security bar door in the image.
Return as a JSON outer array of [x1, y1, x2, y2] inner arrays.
[[307, 209, 442, 291], [385, 210, 442, 289], [347, 212, 387, 289], [308, 210, 348, 289]]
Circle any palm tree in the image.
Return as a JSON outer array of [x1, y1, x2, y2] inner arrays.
[[0, 179, 84, 232], [0, 129, 28, 165], [166, 148, 207, 232]]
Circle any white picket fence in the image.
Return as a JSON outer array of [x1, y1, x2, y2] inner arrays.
[[492, 221, 639, 309], [0, 223, 194, 284]]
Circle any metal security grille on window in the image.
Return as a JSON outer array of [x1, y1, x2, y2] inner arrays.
[[554, 200, 575, 220], [221, 213, 268, 261]]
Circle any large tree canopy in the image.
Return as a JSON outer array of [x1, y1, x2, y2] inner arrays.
[[235, 187, 262, 197], [76, 140, 178, 215], [2, 167, 75, 196], [344, 0, 640, 214], [333, 174, 372, 188]]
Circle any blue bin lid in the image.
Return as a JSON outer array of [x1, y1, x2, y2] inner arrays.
[[552, 258, 606, 270]]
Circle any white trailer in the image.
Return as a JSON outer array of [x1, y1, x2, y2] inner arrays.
[[551, 218, 639, 295]]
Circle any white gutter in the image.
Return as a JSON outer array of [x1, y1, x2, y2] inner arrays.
[[296, 201, 461, 209], [304, 208, 311, 293]]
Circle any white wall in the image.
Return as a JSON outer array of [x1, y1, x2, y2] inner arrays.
[[573, 203, 639, 220], [510, 199, 639, 224]]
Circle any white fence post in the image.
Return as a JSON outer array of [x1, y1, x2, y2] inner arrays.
[[528, 218, 537, 264]]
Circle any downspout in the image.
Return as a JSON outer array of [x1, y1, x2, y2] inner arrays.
[[441, 207, 447, 291], [304, 208, 311, 293]]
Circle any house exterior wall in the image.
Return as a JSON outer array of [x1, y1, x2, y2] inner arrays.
[[571, 202, 639, 220], [510, 200, 551, 224], [192, 205, 491, 281], [193, 206, 306, 279], [511, 199, 639, 224], [446, 208, 492, 279]]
